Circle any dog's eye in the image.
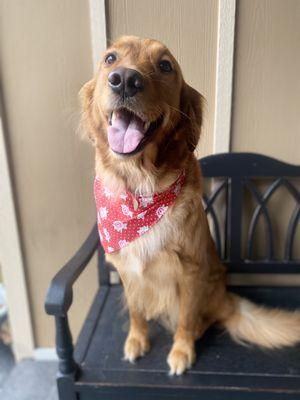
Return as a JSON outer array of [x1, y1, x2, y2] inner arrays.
[[158, 60, 173, 73], [105, 53, 117, 65]]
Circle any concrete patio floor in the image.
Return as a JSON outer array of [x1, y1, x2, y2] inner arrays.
[[0, 341, 58, 400]]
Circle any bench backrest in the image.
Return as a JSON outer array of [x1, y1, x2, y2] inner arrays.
[[98, 152, 300, 285], [201, 153, 300, 274]]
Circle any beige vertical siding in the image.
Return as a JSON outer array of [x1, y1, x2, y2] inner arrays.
[[231, 0, 300, 164], [0, 0, 97, 347], [106, 0, 219, 157]]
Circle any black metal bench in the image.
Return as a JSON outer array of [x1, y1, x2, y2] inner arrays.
[[45, 152, 300, 400]]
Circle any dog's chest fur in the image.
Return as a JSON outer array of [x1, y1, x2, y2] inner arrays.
[[107, 207, 184, 331]]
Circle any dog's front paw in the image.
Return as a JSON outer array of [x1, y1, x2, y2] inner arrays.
[[124, 335, 150, 363], [167, 344, 196, 375]]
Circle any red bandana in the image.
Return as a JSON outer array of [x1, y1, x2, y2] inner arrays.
[[94, 172, 185, 253]]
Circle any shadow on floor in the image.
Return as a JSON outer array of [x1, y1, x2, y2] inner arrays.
[[0, 340, 15, 389]]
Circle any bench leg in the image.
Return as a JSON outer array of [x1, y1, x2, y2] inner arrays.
[[55, 315, 78, 399], [57, 373, 77, 400]]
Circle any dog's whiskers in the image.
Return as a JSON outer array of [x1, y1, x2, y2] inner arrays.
[[167, 105, 192, 122]]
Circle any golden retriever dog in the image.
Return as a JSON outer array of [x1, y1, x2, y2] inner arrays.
[[80, 36, 300, 375]]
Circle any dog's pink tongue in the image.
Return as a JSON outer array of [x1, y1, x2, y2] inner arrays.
[[108, 110, 145, 154]]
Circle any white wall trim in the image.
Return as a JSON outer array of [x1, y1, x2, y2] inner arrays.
[[89, 0, 107, 72], [213, 0, 236, 153], [34, 347, 58, 361], [0, 109, 35, 361]]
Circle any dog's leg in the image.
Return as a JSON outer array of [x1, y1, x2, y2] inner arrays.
[[124, 308, 150, 363], [167, 326, 196, 375], [167, 271, 209, 375]]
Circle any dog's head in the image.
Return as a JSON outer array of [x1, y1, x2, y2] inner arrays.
[[80, 36, 203, 168]]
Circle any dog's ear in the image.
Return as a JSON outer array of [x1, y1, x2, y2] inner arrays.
[[80, 79, 95, 112], [155, 83, 203, 168], [79, 78, 98, 143], [179, 82, 203, 152]]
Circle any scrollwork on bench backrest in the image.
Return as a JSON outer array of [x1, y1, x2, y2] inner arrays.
[[200, 153, 300, 274]]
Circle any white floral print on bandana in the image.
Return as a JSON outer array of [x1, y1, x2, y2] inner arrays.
[[137, 225, 149, 235], [112, 221, 127, 232], [99, 206, 108, 220], [94, 171, 185, 253], [121, 204, 133, 218]]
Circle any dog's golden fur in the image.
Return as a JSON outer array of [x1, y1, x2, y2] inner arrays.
[[80, 36, 300, 375]]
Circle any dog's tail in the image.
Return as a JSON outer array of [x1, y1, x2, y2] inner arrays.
[[222, 293, 300, 349]]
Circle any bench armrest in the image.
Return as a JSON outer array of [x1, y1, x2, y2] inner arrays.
[[45, 224, 99, 316]]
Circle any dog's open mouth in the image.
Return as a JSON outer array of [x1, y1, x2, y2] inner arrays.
[[108, 108, 163, 155]]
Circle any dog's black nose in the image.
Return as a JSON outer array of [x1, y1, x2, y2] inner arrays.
[[108, 67, 144, 97]]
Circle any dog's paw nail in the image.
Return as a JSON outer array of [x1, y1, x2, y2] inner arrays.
[[167, 348, 195, 376], [123, 355, 136, 364], [124, 336, 150, 363]]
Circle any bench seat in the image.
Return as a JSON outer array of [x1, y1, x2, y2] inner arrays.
[[73, 285, 300, 400]]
